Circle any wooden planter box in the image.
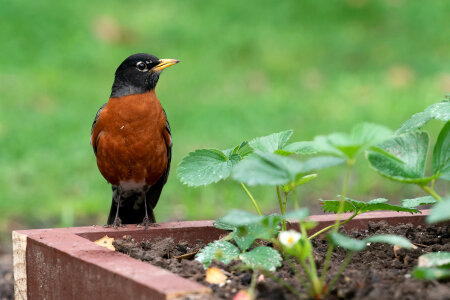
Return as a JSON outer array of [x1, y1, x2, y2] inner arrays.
[[12, 210, 430, 300]]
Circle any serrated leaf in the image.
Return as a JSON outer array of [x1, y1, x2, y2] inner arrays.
[[418, 252, 450, 268], [432, 121, 450, 180], [313, 123, 393, 159], [235, 141, 254, 157], [365, 234, 413, 249], [282, 141, 317, 155], [427, 197, 450, 224], [351, 122, 393, 146], [284, 208, 310, 220], [232, 152, 343, 186], [249, 130, 293, 153], [412, 267, 450, 280], [367, 131, 436, 184], [401, 196, 437, 208], [218, 210, 263, 227], [195, 241, 240, 268], [396, 100, 450, 134], [233, 215, 281, 250], [301, 156, 345, 173], [321, 199, 363, 214], [360, 199, 419, 214], [232, 151, 306, 186], [213, 219, 236, 231], [327, 232, 367, 251], [321, 197, 419, 214], [239, 246, 282, 271], [282, 174, 317, 192], [177, 149, 238, 186]]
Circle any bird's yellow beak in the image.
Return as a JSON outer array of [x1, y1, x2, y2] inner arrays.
[[152, 59, 180, 72]]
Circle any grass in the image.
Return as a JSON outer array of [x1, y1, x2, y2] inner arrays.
[[0, 0, 449, 232]]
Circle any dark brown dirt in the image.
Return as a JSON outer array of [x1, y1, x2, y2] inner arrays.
[[0, 254, 14, 300], [114, 222, 450, 300]]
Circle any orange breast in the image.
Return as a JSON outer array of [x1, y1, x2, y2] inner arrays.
[[91, 90, 169, 186]]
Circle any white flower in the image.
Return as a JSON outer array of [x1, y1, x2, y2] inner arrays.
[[279, 230, 301, 248]]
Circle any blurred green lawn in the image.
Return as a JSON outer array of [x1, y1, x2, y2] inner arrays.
[[0, 0, 449, 233]]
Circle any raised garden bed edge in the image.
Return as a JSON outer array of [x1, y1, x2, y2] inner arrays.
[[12, 210, 431, 300]]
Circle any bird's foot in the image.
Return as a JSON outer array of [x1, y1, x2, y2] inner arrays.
[[137, 217, 158, 229], [109, 217, 123, 229]]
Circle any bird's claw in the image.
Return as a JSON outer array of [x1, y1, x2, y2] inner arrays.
[[138, 217, 158, 229]]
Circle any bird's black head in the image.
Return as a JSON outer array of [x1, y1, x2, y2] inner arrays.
[[110, 53, 179, 98]]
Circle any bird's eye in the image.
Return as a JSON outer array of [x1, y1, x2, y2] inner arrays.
[[136, 61, 147, 72]]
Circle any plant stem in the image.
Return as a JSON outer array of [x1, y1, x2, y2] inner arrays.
[[292, 188, 299, 210], [299, 222, 320, 294], [308, 211, 359, 240], [420, 184, 442, 201], [248, 270, 258, 299], [277, 186, 287, 230], [334, 159, 355, 230], [219, 232, 233, 241], [320, 159, 354, 287], [283, 191, 288, 217], [300, 259, 322, 298], [324, 251, 354, 296], [285, 257, 308, 290], [262, 270, 304, 298], [240, 183, 263, 215], [319, 244, 334, 284]]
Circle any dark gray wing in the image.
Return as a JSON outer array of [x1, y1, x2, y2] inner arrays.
[[146, 110, 172, 210], [91, 103, 106, 155]]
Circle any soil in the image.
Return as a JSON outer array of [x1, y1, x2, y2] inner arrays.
[[0, 254, 14, 300], [114, 221, 450, 300]]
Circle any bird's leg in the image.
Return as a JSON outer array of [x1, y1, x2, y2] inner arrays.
[[112, 188, 122, 229], [138, 191, 151, 229]]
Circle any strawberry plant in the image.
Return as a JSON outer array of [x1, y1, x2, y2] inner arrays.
[[177, 98, 449, 299]]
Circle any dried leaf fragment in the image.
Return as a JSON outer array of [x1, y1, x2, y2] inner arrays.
[[94, 235, 115, 251], [205, 267, 227, 285]]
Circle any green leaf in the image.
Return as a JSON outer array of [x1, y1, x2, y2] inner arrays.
[[301, 156, 345, 173], [232, 152, 306, 186], [401, 196, 437, 208], [233, 215, 281, 251], [235, 141, 254, 158], [281, 141, 317, 155], [284, 208, 310, 220], [213, 219, 236, 231], [218, 210, 263, 227], [327, 232, 366, 251], [313, 123, 393, 159], [195, 241, 240, 268], [233, 223, 266, 251], [396, 100, 450, 134], [321, 197, 419, 214], [365, 234, 413, 249], [239, 246, 282, 271], [418, 252, 450, 268], [249, 130, 293, 153], [427, 197, 450, 224], [282, 174, 317, 192], [232, 152, 343, 186], [367, 131, 435, 184], [432, 121, 450, 180], [177, 149, 239, 186], [360, 199, 420, 214], [321, 199, 362, 214], [224, 141, 254, 158], [412, 267, 450, 280], [351, 122, 393, 146]]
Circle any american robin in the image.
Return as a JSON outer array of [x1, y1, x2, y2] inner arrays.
[[90, 53, 179, 228]]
